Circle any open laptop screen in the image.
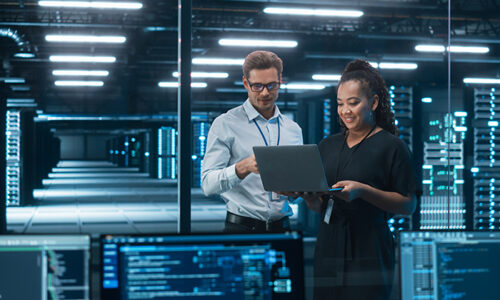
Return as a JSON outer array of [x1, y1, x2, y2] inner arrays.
[[101, 232, 304, 300]]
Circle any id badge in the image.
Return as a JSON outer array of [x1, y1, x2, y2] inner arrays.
[[271, 192, 281, 202], [323, 199, 334, 224]]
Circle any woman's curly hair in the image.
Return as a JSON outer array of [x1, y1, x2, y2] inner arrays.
[[337, 59, 398, 136]]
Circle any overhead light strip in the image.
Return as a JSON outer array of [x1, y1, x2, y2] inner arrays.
[[219, 39, 298, 48], [463, 78, 500, 84], [45, 35, 126, 43], [378, 62, 418, 70], [38, 1, 143, 9], [49, 55, 116, 63], [1, 77, 25, 83], [52, 70, 109, 76], [312, 74, 341, 81], [192, 58, 244, 65], [158, 82, 207, 88], [415, 44, 489, 53], [281, 83, 325, 90], [264, 7, 363, 17], [172, 72, 229, 78], [55, 80, 104, 86]]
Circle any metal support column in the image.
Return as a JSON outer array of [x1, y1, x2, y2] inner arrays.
[[177, 0, 192, 233], [0, 84, 7, 233]]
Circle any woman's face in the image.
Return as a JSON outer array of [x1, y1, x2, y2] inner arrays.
[[336, 80, 378, 133]]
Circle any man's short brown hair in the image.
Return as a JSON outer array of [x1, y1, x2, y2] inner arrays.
[[242, 50, 283, 80]]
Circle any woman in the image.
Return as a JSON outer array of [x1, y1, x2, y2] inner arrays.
[[307, 59, 419, 299]]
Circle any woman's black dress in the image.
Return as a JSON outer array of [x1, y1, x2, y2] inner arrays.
[[313, 130, 419, 300]]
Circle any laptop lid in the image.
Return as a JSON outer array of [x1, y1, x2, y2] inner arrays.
[[253, 144, 330, 192]]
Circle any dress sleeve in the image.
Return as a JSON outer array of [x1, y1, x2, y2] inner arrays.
[[389, 140, 421, 197]]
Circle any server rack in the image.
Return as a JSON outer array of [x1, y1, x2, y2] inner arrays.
[[419, 112, 467, 230], [473, 87, 500, 230], [388, 86, 414, 232]]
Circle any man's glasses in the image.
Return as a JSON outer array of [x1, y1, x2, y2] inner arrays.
[[247, 80, 280, 92]]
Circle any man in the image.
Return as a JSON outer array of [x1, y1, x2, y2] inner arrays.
[[201, 50, 303, 233]]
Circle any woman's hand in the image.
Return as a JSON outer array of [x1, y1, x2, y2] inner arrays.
[[331, 180, 368, 202]]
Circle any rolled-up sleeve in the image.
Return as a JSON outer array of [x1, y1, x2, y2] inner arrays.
[[201, 119, 242, 196]]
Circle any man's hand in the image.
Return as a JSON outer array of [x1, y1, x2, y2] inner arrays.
[[235, 154, 259, 179]]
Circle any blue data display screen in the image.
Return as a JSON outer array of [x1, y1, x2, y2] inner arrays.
[[101, 233, 304, 300]]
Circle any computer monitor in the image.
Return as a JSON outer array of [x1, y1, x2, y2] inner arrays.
[[101, 232, 304, 300], [0, 234, 91, 300], [400, 231, 500, 300]]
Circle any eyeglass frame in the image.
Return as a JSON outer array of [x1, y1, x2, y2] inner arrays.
[[245, 79, 281, 92]]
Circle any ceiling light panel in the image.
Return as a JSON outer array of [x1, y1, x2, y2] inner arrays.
[[312, 74, 341, 81], [219, 39, 298, 48], [52, 70, 109, 76], [378, 62, 418, 70], [45, 35, 126, 43], [55, 80, 104, 86], [38, 1, 143, 9], [264, 7, 363, 17], [158, 82, 208, 88], [415, 44, 489, 53], [49, 55, 116, 63], [463, 78, 500, 84], [192, 58, 244, 65], [172, 72, 229, 78]]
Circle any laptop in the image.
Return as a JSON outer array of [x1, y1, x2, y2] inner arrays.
[[253, 144, 341, 192]]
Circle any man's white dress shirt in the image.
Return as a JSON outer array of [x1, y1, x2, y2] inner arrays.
[[201, 99, 303, 222]]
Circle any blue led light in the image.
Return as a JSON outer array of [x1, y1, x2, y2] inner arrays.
[[454, 111, 467, 117], [421, 97, 432, 103], [144, 152, 150, 157], [191, 155, 198, 160], [488, 121, 499, 127], [131, 138, 136, 142]]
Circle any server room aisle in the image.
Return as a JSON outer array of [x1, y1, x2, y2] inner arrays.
[[6, 160, 226, 234]]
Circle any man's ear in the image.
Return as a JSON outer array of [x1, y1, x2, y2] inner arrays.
[[243, 76, 249, 89]]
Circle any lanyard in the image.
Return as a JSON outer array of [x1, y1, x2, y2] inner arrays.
[[335, 124, 377, 182], [253, 118, 280, 146]]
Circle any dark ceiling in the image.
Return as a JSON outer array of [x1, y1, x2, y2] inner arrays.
[[0, 0, 499, 115]]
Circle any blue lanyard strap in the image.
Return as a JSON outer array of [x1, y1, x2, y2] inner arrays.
[[253, 118, 280, 146]]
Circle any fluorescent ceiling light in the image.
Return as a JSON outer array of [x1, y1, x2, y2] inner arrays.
[[1, 77, 25, 84], [264, 7, 363, 17], [312, 74, 341, 81], [415, 45, 446, 52], [7, 98, 35, 103], [192, 58, 244, 65], [55, 80, 104, 86], [45, 34, 126, 43], [219, 39, 298, 48], [13, 52, 35, 58], [454, 111, 467, 117], [52, 70, 109, 76], [281, 83, 325, 90], [172, 71, 229, 78], [10, 85, 30, 91], [49, 55, 116, 63], [415, 44, 489, 54], [378, 62, 418, 70], [488, 121, 499, 127], [421, 97, 432, 103], [38, 1, 143, 9], [158, 82, 207, 88], [463, 78, 500, 84], [216, 88, 248, 93], [450, 45, 489, 53]]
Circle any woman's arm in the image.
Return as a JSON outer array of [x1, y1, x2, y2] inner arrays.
[[331, 180, 416, 215]]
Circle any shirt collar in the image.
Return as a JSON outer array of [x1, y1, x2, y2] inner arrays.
[[243, 99, 281, 122]]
